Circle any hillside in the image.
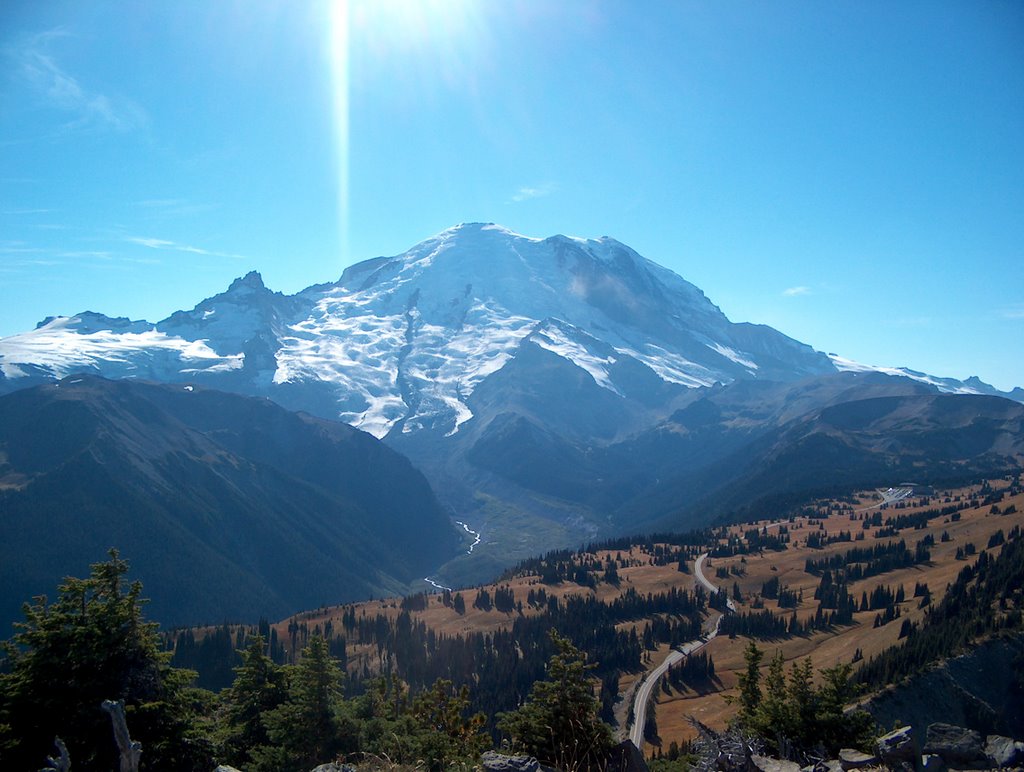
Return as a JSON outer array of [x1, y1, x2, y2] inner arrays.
[[3, 226, 1021, 580], [0, 376, 461, 631], [171, 474, 1024, 758]]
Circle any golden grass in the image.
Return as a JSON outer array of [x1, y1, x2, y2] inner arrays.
[[187, 477, 1024, 759]]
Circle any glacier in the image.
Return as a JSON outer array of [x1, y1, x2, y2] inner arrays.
[[1, 223, 1019, 438]]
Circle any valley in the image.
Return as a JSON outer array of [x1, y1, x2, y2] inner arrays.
[[3, 3, 1020, 767], [171, 473, 1024, 758], [2, 226, 1022, 768], [4, 227, 1023, 589]]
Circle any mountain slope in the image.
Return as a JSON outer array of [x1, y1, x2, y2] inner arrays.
[[0, 224, 842, 436], [0, 376, 460, 631], [1, 225, 1021, 578], [3, 224, 1016, 440], [639, 391, 1024, 528]]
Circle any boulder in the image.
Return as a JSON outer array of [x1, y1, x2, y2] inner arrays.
[[837, 748, 879, 770], [750, 754, 802, 772], [481, 751, 541, 772], [924, 723, 986, 767], [920, 754, 946, 771], [310, 764, 356, 772], [798, 761, 844, 772], [985, 734, 1024, 768], [214, 767, 244, 772], [877, 725, 916, 763]]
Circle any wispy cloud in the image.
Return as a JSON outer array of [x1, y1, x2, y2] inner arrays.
[[133, 198, 220, 218], [14, 28, 147, 133], [124, 235, 245, 260], [1, 208, 54, 215], [511, 183, 556, 203], [782, 286, 811, 297], [0, 241, 46, 255], [998, 306, 1024, 321], [885, 316, 933, 328], [136, 199, 186, 208]]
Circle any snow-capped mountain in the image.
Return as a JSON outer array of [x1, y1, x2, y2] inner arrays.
[[0, 225, 813, 430], [3, 223, 1022, 584], [2, 224, 1017, 440]]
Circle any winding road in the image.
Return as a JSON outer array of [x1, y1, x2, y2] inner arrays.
[[629, 551, 731, 749]]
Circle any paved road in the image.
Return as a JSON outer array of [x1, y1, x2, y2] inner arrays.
[[695, 552, 736, 612], [855, 486, 914, 512], [629, 551, 730, 748]]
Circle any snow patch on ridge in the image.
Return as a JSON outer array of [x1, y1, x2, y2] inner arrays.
[[0, 318, 242, 380], [830, 355, 982, 395], [531, 322, 621, 394], [706, 341, 758, 371], [635, 344, 719, 389]]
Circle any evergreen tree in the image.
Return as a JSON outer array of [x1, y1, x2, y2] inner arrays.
[[251, 635, 349, 772], [814, 663, 875, 753], [218, 634, 287, 768], [411, 679, 489, 771], [0, 550, 212, 771], [736, 640, 762, 720], [752, 650, 793, 750], [497, 631, 614, 771], [733, 642, 875, 760]]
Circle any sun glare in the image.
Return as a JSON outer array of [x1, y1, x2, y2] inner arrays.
[[329, 0, 351, 265], [328, 0, 485, 263]]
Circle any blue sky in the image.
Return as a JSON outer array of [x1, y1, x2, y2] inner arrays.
[[2, 0, 1022, 389]]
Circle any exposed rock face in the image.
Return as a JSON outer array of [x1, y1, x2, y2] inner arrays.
[[862, 632, 1024, 739], [876, 726, 916, 764], [748, 723, 1024, 772], [985, 735, 1024, 769], [837, 748, 879, 770], [750, 754, 802, 772], [481, 751, 541, 772], [923, 723, 986, 768]]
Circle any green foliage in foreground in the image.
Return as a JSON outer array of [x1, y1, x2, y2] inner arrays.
[[0, 550, 214, 771], [734, 640, 876, 759], [0, 553, 620, 771], [498, 631, 614, 772]]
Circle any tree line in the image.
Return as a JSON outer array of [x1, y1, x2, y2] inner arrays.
[[0, 552, 619, 772]]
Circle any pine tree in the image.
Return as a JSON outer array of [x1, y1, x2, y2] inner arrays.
[[219, 634, 287, 767], [497, 631, 614, 771], [752, 649, 793, 750], [252, 635, 349, 772], [0, 550, 212, 771], [736, 640, 763, 720], [410, 679, 488, 771]]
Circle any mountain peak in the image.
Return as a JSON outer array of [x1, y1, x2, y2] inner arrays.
[[227, 270, 266, 293], [4, 225, 1018, 448]]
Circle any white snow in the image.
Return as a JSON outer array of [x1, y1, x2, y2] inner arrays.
[[0, 224, 882, 437], [530, 322, 620, 394], [0, 319, 242, 381], [829, 355, 982, 395], [635, 343, 719, 388], [706, 341, 759, 370]]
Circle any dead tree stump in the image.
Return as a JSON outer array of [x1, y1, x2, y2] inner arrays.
[[101, 700, 142, 772]]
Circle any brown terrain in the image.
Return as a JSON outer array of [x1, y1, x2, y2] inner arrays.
[[197, 474, 1024, 758]]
